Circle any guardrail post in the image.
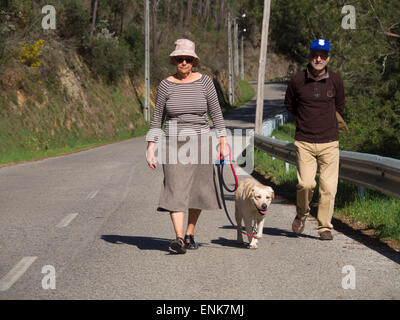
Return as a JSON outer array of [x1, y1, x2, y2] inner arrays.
[[271, 136, 275, 160], [359, 186, 366, 201], [285, 140, 289, 172], [262, 119, 275, 137], [275, 114, 283, 126]]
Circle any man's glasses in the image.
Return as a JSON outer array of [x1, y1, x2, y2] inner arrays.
[[311, 53, 329, 61], [175, 56, 194, 64]]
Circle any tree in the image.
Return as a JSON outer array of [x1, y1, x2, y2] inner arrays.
[[151, 0, 160, 62], [90, 0, 98, 38], [184, 0, 193, 32]]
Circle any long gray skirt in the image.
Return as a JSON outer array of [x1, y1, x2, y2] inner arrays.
[[157, 135, 222, 212]]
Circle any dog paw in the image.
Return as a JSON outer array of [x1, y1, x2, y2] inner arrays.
[[249, 243, 258, 249]]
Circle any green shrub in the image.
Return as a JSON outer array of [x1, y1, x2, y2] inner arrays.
[[120, 25, 145, 72], [234, 80, 255, 107], [86, 37, 132, 84], [0, 35, 7, 67], [59, 0, 90, 40]]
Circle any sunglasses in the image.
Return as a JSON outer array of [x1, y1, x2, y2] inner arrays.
[[175, 56, 194, 64], [311, 53, 329, 60]]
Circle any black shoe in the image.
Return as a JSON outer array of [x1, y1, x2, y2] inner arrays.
[[170, 237, 186, 254], [184, 234, 199, 250]]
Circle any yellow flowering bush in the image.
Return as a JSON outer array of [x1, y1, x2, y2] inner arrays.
[[17, 39, 44, 67]]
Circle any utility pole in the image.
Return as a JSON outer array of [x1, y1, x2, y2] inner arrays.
[[144, 0, 150, 122], [255, 0, 271, 134], [240, 29, 246, 80], [227, 12, 234, 105], [234, 19, 239, 77]]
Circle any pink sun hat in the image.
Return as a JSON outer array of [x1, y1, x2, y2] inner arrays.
[[169, 39, 200, 67]]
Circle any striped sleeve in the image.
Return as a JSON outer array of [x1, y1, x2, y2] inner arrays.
[[203, 75, 226, 137], [146, 80, 168, 142]]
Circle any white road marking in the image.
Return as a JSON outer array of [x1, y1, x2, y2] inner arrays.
[[0, 256, 38, 291], [87, 190, 99, 199], [56, 213, 79, 228]]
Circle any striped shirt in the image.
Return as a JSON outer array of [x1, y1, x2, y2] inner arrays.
[[146, 74, 226, 142]]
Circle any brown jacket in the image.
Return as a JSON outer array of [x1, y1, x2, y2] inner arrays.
[[284, 66, 345, 143]]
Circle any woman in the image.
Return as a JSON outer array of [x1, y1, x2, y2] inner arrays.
[[146, 39, 227, 254]]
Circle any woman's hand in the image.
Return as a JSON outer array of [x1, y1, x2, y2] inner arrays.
[[219, 137, 228, 162], [146, 142, 157, 169]]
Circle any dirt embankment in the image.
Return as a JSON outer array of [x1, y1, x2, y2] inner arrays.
[[0, 39, 148, 158]]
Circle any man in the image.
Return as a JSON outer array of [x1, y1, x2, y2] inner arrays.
[[284, 39, 345, 240]]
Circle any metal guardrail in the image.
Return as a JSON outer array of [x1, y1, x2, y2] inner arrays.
[[254, 134, 400, 199]]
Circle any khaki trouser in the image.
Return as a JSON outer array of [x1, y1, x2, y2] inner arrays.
[[294, 140, 339, 233]]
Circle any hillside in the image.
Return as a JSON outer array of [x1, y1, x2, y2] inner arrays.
[[0, 0, 294, 165], [0, 36, 149, 164]]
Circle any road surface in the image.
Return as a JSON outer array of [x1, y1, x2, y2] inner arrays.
[[0, 82, 399, 300]]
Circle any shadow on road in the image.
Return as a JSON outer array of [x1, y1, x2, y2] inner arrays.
[[211, 227, 319, 249], [214, 225, 319, 248], [101, 234, 217, 254], [101, 235, 171, 252], [209, 237, 247, 248], [262, 226, 319, 239], [327, 215, 400, 265]]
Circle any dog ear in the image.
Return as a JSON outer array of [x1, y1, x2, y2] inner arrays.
[[269, 187, 275, 200], [246, 187, 255, 199]]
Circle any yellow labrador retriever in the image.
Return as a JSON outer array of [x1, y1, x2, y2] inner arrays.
[[235, 178, 274, 249]]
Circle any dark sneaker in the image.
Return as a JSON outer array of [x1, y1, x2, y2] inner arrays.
[[184, 234, 199, 250], [292, 216, 305, 234], [170, 237, 187, 254], [319, 230, 333, 240]]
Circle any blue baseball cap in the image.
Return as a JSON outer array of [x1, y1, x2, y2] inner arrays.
[[310, 39, 330, 53]]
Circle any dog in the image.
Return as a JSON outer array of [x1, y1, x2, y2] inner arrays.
[[234, 178, 274, 249]]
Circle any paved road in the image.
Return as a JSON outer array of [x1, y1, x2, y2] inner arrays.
[[224, 82, 287, 129], [0, 83, 399, 300]]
